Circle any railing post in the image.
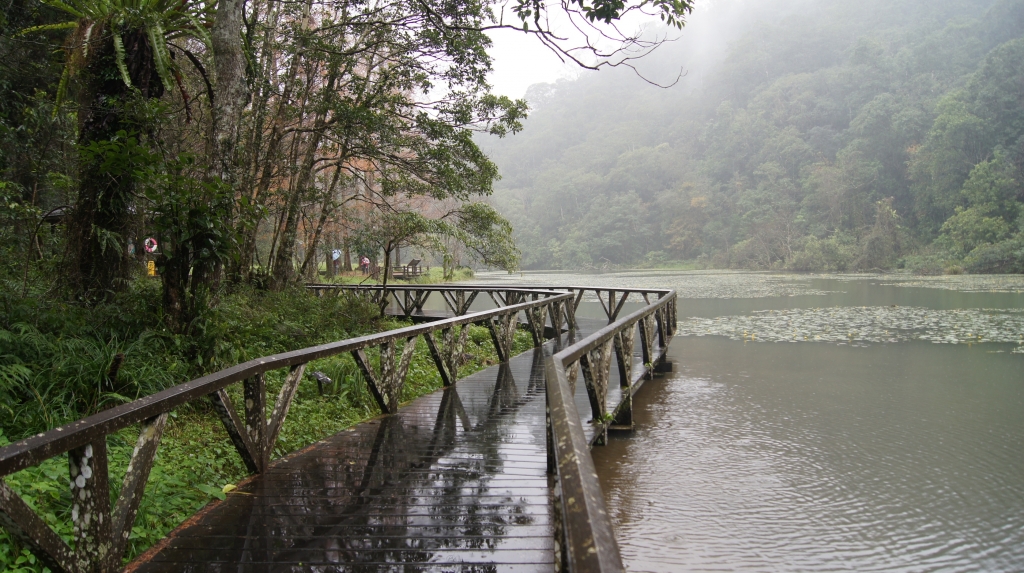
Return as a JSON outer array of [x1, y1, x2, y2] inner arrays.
[[244, 373, 268, 472], [352, 337, 418, 413], [527, 296, 549, 346], [639, 315, 655, 379], [550, 299, 564, 337], [612, 325, 636, 429], [579, 338, 613, 446], [209, 389, 263, 474], [69, 439, 114, 572], [486, 312, 517, 363]]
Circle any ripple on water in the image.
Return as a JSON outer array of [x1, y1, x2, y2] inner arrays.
[[595, 340, 1024, 573]]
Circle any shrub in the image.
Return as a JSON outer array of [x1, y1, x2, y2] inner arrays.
[[963, 234, 1024, 273]]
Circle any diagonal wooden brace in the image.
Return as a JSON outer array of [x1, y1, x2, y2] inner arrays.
[[486, 312, 517, 363], [579, 338, 614, 424], [112, 413, 168, 559], [208, 389, 262, 475], [0, 479, 76, 573], [267, 363, 307, 457], [353, 338, 418, 414]]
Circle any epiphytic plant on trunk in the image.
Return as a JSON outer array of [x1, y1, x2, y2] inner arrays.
[[23, 0, 212, 301]]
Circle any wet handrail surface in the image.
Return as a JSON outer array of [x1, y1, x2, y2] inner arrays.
[[545, 289, 677, 573]]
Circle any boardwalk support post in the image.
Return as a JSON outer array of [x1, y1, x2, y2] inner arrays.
[[579, 339, 613, 446], [612, 326, 636, 429]]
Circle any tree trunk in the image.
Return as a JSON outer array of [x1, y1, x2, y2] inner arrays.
[[270, 57, 340, 289], [379, 244, 393, 316], [68, 27, 163, 301], [209, 0, 248, 185]]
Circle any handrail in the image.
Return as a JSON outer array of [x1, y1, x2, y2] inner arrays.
[[307, 282, 673, 324], [0, 287, 573, 573], [545, 289, 677, 572]]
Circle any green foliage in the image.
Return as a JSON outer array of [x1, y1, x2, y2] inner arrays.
[[511, 0, 693, 29], [940, 205, 1012, 255], [787, 233, 859, 272], [21, 0, 212, 102], [963, 233, 1024, 272]]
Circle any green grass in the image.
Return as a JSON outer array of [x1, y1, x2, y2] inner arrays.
[[0, 279, 534, 572]]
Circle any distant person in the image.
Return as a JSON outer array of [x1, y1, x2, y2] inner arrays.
[[360, 256, 370, 275]]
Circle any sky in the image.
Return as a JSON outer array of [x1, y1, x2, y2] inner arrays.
[[483, 1, 800, 100], [483, 1, 733, 99], [485, 29, 580, 99]]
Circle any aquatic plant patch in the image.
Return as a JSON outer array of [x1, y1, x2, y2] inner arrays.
[[677, 306, 1024, 351], [810, 273, 1024, 293], [879, 275, 1024, 293]]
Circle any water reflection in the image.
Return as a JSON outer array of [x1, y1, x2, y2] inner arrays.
[[135, 347, 557, 572]]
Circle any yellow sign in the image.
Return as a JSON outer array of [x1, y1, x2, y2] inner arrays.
[[147, 260, 156, 277]]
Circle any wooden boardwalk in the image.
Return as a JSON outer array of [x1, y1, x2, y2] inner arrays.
[[126, 318, 643, 572]]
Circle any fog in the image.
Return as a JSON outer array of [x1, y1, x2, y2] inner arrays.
[[483, 0, 1024, 274]]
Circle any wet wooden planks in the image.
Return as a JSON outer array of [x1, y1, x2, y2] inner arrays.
[[127, 319, 636, 572]]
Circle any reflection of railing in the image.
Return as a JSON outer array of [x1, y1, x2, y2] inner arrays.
[[0, 288, 571, 573], [545, 288, 677, 573]]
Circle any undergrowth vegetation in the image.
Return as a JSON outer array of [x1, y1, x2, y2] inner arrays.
[[0, 276, 534, 572]]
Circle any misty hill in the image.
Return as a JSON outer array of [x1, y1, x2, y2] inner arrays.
[[483, 0, 1024, 273]]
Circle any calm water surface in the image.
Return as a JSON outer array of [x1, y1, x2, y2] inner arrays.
[[481, 271, 1024, 572]]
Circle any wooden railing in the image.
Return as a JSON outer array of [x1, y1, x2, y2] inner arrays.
[[306, 283, 576, 323], [0, 283, 678, 573], [306, 283, 676, 326], [0, 287, 572, 573], [545, 288, 677, 572]]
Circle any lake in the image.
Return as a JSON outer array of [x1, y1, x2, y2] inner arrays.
[[475, 270, 1024, 573]]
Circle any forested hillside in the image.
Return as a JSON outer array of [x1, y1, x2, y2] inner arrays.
[[485, 0, 1024, 273]]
